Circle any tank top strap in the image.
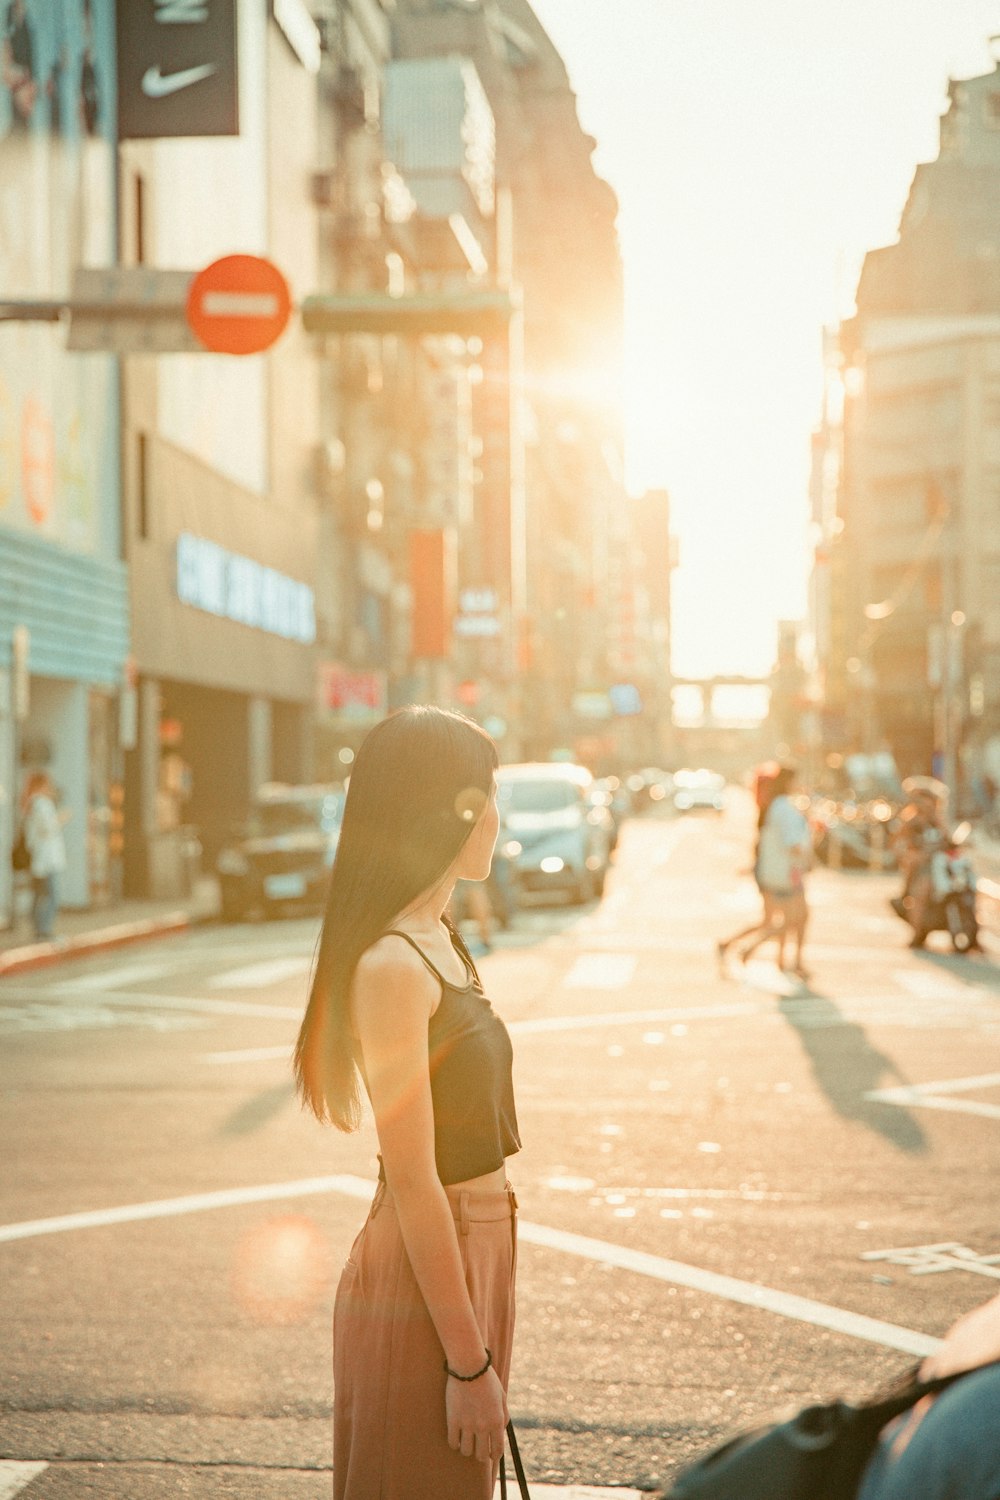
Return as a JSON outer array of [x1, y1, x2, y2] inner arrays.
[[381, 929, 453, 986]]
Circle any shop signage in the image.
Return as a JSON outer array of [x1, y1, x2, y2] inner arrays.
[[318, 664, 386, 719], [609, 683, 643, 717], [454, 586, 500, 639], [117, 0, 239, 140], [176, 533, 315, 643]]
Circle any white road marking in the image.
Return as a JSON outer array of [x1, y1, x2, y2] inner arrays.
[[0, 1002, 204, 1036], [201, 1044, 292, 1064], [865, 1071, 1000, 1120], [562, 953, 637, 989], [0, 1175, 940, 1357], [0, 1463, 48, 1498], [49, 960, 170, 993], [80, 991, 300, 1020], [893, 969, 975, 1001], [207, 957, 311, 990], [510, 1003, 758, 1035], [532, 1489, 643, 1499], [0, 1174, 375, 1243], [862, 1242, 1000, 1279], [517, 1220, 939, 1357]]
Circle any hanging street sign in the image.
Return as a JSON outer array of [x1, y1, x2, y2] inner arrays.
[[67, 267, 201, 354], [186, 255, 292, 355]]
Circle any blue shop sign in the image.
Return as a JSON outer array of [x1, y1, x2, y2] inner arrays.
[[176, 533, 315, 644]]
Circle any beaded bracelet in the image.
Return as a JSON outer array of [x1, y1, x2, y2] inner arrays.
[[443, 1348, 493, 1382]]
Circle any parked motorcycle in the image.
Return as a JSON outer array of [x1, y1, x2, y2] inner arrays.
[[889, 823, 981, 954]]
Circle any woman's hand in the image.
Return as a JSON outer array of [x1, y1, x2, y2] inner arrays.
[[921, 1292, 1000, 1380], [446, 1363, 508, 1464]]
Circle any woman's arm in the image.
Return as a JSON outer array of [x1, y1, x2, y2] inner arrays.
[[352, 944, 508, 1463], [921, 1292, 1000, 1379]]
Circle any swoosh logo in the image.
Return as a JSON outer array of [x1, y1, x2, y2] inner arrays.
[[141, 63, 216, 98]]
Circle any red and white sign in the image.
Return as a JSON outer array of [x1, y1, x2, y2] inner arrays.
[[186, 254, 291, 356], [319, 664, 387, 720]]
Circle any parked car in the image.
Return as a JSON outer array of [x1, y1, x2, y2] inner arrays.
[[497, 762, 614, 903], [216, 783, 345, 922], [672, 768, 726, 813]]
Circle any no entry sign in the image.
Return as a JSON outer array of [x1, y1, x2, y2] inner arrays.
[[186, 255, 291, 356]]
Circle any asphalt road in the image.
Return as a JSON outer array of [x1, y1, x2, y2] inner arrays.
[[3, 793, 1000, 1497]]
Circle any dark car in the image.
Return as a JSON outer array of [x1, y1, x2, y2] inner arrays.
[[216, 784, 344, 922]]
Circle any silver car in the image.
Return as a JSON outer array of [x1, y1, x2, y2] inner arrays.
[[497, 762, 613, 904]]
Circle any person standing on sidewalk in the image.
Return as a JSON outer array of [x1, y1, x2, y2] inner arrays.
[[21, 771, 67, 941], [294, 706, 520, 1500]]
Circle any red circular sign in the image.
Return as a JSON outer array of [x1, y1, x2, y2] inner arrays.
[[186, 254, 292, 356]]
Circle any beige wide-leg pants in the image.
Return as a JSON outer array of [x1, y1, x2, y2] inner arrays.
[[333, 1180, 518, 1500]]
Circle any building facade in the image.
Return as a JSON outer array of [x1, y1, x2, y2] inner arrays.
[[119, 2, 322, 895], [819, 56, 1000, 788], [0, 0, 128, 924]]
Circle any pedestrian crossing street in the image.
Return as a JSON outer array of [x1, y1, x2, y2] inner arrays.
[[3, 913, 1000, 1042]]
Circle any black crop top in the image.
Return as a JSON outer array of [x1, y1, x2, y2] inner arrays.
[[379, 926, 521, 1185]]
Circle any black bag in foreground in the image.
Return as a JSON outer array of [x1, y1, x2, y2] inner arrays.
[[667, 1359, 993, 1500], [500, 1420, 531, 1499]]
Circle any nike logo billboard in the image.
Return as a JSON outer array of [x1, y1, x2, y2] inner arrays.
[[118, 1, 238, 139], [141, 63, 217, 98]]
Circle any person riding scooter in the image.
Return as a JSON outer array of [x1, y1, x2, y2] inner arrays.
[[891, 784, 980, 951]]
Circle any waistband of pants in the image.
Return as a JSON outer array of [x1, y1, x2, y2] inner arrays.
[[373, 1177, 516, 1227]]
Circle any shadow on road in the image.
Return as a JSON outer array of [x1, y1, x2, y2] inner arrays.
[[219, 1082, 296, 1136], [776, 992, 929, 1154], [915, 946, 1000, 992]]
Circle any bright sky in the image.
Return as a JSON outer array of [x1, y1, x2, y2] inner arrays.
[[531, 0, 1000, 680]]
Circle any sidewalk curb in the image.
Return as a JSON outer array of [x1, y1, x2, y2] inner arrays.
[[0, 910, 209, 979]]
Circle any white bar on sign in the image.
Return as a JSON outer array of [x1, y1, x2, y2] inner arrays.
[[201, 291, 279, 319]]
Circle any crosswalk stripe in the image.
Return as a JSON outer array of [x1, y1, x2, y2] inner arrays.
[[0, 1462, 48, 1498], [207, 957, 311, 990], [562, 953, 637, 989]]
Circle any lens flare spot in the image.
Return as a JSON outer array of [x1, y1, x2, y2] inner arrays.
[[231, 1214, 330, 1325], [454, 785, 487, 823]]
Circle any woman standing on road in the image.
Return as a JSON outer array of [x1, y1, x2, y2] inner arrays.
[[294, 706, 520, 1500]]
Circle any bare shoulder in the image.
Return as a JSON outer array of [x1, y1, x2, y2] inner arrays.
[[351, 936, 438, 1032]]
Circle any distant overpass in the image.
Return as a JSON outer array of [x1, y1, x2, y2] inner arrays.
[[670, 676, 771, 728]]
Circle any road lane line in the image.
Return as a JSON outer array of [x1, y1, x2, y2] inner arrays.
[[207, 957, 311, 989], [197, 1005, 761, 1063], [201, 1044, 292, 1064], [0, 1176, 940, 1356], [509, 1003, 758, 1035], [0, 1463, 48, 1498], [516, 1221, 939, 1357], [562, 954, 637, 989], [866, 1071, 1000, 1121], [0, 1175, 376, 1243], [77, 991, 300, 1020], [49, 961, 170, 993]]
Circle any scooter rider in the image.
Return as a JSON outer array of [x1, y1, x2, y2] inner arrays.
[[892, 788, 947, 948]]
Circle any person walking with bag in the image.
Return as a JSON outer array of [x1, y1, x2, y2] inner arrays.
[[21, 771, 67, 941], [295, 706, 521, 1500]]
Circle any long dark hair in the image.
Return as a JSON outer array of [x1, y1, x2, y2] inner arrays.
[[294, 705, 499, 1128], [758, 764, 796, 830]]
